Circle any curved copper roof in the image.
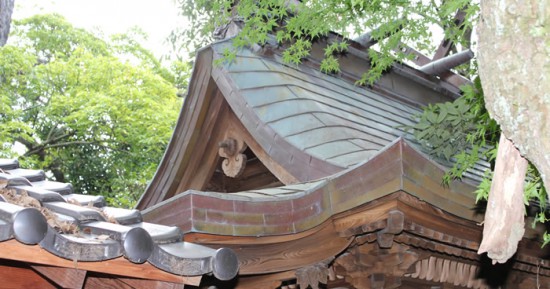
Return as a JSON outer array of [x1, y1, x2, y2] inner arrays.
[[138, 38, 487, 209]]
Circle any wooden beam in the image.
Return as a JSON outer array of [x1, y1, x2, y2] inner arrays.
[[32, 265, 86, 289], [228, 223, 350, 274], [0, 239, 201, 285], [84, 275, 134, 289], [118, 278, 186, 289], [190, 220, 351, 275], [234, 271, 295, 289], [0, 261, 56, 289]]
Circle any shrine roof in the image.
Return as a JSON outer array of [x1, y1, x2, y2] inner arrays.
[[138, 37, 488, 209], [143, 138, 483, 237], [210, 40, 487, 179], [0, 158, 239, 282]]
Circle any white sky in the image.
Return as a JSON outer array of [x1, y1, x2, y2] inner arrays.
[[13, 0, 185, 59]]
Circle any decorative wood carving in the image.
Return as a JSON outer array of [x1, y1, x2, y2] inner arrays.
[[218, 138, 247, 178], [334, 241, 418, 289], [295, 258, 333, 289], [405, 256, 490, 289]]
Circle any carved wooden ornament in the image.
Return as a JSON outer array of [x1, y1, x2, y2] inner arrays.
[[295, 258, 333, 289], [218, 138, 247, 178]]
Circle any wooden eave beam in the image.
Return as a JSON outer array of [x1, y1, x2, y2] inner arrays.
[[0, 261, 57, 289], [0, 239, 201, 285], [397, 43, 470, 89], [32, 265, 86, 289], [117, 277, 186, 289], [189, 190, 550, 277], [232, 271, 296, 289], [198, 221, 352, 275]]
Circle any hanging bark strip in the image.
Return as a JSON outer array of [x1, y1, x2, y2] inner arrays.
[[478, 134, 528, 264]]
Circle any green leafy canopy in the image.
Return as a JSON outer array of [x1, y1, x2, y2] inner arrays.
[[175, 0, 477, 85], [0, 14, 186, 207]]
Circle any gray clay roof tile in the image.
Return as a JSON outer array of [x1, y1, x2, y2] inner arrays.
[[0, 158, 239, 279]]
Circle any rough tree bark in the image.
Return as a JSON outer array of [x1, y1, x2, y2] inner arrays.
[[0, 0, 14, 46], [477, 0, 550, 263]]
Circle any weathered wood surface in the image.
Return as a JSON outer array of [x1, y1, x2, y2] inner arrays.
[[32, 266, 86, 289], [206, 156, 283, 192], [84, 275, 134, 289], [0, 239, 201, 285], [406, 256, 489, 289], [478, 134, 527, 264], [0, 261, 57, 289], [117, 278, 185, 289], [218, 137, 248, 178], [137, 48, 215, 209], [212, 222, 351, 274]]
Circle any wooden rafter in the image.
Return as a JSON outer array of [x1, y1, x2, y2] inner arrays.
[[32, 266, 86, 289]]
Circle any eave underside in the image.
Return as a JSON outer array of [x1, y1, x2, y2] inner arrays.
[[188, 191, 550, 289]]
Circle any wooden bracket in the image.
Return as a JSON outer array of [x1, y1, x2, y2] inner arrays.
[[218, 138, 247, 178], [376, 210, 404, 248], [295, 258, 333, 289], [334, 242, 418, 289]]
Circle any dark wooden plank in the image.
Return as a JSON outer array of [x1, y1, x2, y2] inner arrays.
[[189, 220, 350, 275], [118, 278, 184, 289], [177, 88, 229, 193], [84, 276, 133, 289], [0, 261, 56, 289], [32, 265, 86, 289], [233, 271, 295, 289]]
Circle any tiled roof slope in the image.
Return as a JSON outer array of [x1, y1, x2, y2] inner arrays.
[[0, 158, 239, 281], [211, 40, 489, 183], [217, 42, 415, 168]]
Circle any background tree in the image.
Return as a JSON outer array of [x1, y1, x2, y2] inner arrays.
[[173, 0, 549, 262], [0, 0, 14, 46], [0, 14, 184, 207]]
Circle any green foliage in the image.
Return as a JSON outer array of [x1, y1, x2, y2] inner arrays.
[[408, 77, 499, 182], [410, 77, 550, 244], [0, 14, 184, 207], [175, 0, 477, 84]]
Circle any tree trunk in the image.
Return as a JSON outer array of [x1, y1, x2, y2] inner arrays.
[[0, 0, 14, 46], [477, 0, 550, 262]]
